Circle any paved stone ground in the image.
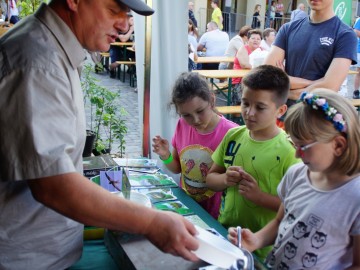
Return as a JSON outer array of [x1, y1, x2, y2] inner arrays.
[[84, 60, 142, 158]]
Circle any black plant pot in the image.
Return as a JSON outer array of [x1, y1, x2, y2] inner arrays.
[[92, 147, 111, 156], [83, 130, 96, 157]]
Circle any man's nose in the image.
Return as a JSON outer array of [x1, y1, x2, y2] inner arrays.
[[115, 16, 129, 33]]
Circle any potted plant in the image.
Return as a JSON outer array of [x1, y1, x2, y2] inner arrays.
[[81, 64, 128, 157]]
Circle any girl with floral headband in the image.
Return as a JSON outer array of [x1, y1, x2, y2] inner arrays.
[[228, 89, 360, 268]]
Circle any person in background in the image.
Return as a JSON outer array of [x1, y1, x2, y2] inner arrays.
[[353, 17, 360, 99], [231, 29, 262, 105], [260, 28, 276, 51], [188, 42, 198, 71], [197, 21, 229, 70], [109, 13, 135, 78], [211, 0, 223, 30], [188, 1, 197, 28], [206, 65, 300, 261], [251, 4, 261, 29], [0, 0, 200, 269], [265, 0, 357, 103], [219, 25, 251, 70], [188, 18, 199, 41], [269, 1, 276, 29], [0, 0, 6, 21], [6, 0, 19, 24], [229, 89, 360, 269], [152, 72, 238, 219], [274, 0, 284, 31], [290, 3, 307, 22]]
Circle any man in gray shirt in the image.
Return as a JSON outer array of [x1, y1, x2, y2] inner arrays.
[[290, 3, 308, 22], [0, 0, 199, 269]]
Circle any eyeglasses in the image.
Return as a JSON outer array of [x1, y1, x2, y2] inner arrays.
[[294, 141, 318, 157]]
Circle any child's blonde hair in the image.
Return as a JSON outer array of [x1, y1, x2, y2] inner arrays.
[[285, 88, 360, 175]]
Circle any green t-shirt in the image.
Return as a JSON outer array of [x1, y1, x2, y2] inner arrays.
[[212, 126, 300, 261], [211, 7, 223, 30]]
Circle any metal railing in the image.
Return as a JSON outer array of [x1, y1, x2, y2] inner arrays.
[[197, 8, 291, 38]]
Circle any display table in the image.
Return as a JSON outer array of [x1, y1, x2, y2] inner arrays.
[[104, 187, 268, 270]]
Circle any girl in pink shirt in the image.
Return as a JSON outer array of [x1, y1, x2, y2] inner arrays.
[[152, 72, 238, 219]]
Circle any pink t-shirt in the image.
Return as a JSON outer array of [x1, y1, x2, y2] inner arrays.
[[172, 116, 238, 219]]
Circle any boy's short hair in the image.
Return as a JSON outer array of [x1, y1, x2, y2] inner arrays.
[[241, 65, 289, 107]]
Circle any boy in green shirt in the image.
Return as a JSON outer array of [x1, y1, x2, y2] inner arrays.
[[206, 65, 300, 261]]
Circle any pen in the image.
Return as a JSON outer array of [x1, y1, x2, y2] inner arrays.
[[237, 226, 242, 248]]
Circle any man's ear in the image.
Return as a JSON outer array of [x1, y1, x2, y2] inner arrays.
[[66, 0, 79, 11], [277, 104, 287, 118]]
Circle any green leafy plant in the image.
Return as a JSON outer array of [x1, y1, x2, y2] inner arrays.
[[81, 64, 128, 157], [18, 0, 48, 18]]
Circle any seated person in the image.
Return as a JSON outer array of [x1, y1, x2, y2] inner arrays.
[[231, 29, 262, 105], [109, 14, 135, 78], [197, 21, 229, 70], [260, 28, 276, 52], [219, 25, 251, 70]]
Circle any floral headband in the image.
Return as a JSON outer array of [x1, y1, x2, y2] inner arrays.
[[299, 92, 347, 133]]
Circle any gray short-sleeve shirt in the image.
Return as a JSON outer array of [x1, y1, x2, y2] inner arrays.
[[265, 163, 360, 269], [0, 4, 86, 269]]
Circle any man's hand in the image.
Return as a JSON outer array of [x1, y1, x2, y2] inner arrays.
[[144, 211, 200, 261]]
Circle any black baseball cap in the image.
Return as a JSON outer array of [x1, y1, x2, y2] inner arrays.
[[116, 0, 154, 16]]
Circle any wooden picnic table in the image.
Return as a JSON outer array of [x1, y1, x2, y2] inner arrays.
[[216, 99, 360, 119], [195, 56, 234, 64], [0, 24, 13, 37], [348, 69, 359, 75], [110, 42, 135, 65], [193, 69, 249, 79], [193, 69, 250, 105], [110, 42, 134, 46]]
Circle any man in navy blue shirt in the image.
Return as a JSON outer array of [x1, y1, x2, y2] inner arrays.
[[265, 0, 357, 102]]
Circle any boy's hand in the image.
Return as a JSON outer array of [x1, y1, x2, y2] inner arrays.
[[238, 171, 262, 202], [225, 166, 244, 187], [228, 227, 258, 252], [152, 135, 170, 160]]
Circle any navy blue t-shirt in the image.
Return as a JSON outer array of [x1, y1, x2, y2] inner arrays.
[[274, 16, 357, 81]]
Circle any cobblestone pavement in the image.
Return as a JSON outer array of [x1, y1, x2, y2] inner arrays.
[[86, 62, 143, 158]]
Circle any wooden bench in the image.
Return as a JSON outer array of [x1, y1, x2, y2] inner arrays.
[[351, 99, 360, 107], [115, 61, 136, 84], [216, 106, 240, 115], [216, 106, 244, 125], [209, 82, 228, 91], [100, 52, 110, 72], [348, 70, 359, 75]]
